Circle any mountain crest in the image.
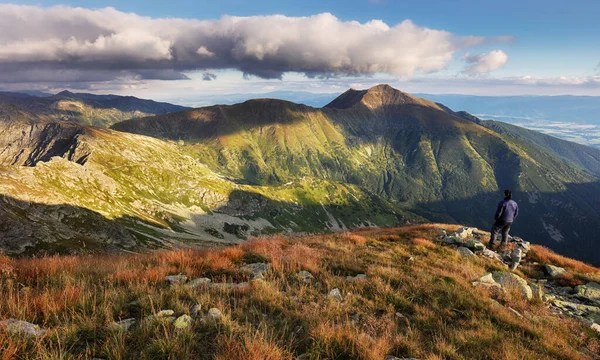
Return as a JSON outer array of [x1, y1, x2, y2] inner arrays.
[[325, 84, 442, 110]]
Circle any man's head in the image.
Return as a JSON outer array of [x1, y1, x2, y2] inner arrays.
[[504, 189, 512, 200]]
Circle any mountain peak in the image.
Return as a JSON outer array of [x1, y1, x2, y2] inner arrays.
[[54, 90, 76, 98], [325, 84, 441, 110]]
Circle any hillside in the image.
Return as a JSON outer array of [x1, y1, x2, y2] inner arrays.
[[112, 85, 600, 265], [0, 91, 188, 127], [0, 110, 418, 255], [1, 224, 599, 359]]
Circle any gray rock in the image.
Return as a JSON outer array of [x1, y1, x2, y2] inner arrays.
[[509, 248, 523, 270], [190, 304, 202, 318], [328, 288, 343, 302], [482, 249, 504, 262], [241, 263, 270, 280], [545, 264, 567, 279], [591, 323, 600, 335], [443, 235, 459, 244], [111, 318, 135, 331], [0, 319, 46, 337], [465, 239, 485, 252], [155, 310, 175, 318], [173, 315, 193, 330], [346, 274, 367, 281], [456, 227, 477, 240], [529, 283, 544, 301], [574, 282, 600, 303], [492, 271, 533, 300], [457, 247, 476, 259], [296, 270, 314, 283], [165, 274, 187, 285], [187, 277, 211, 288], [207, 308, 223, 322]]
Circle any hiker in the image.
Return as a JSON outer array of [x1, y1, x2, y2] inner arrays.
[[489, 189, 519, 249]]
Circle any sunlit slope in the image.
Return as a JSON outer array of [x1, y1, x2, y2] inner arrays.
[[0, 115, 418, 254], [113, 85, 600, 264]]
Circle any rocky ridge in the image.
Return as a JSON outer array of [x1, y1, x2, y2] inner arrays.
[[436, 227, 600, 334]]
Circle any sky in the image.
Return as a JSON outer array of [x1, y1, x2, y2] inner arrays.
[[1, 0, 599, 103]]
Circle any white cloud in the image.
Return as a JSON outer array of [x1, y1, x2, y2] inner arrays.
[[462, 50, 509, 75], [0, 5, 512, 85]]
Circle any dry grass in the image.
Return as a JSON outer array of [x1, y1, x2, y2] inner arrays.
[[529, 245, 600, 275], [0, 224, 599, 359]]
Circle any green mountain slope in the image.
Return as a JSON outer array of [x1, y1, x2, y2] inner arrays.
[[0, 91, 189, 127], [112, 85, 600, 264], [0, 106, 417, 255]]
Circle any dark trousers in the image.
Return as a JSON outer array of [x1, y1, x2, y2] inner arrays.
[[490, 221, 512, 246]]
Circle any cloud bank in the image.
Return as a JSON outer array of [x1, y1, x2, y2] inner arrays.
[[0, 5, 511, 85], [462, 50, 509, 75]]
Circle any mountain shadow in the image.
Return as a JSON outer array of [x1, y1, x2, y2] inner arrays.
[[414, 181, 600, 266]]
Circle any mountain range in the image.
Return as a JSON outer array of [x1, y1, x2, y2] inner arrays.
[[0, 90, 189, 127], [1, 85, 600, 265]]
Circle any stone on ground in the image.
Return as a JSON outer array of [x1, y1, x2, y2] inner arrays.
[[492, 271, 533, 300], [173, 315, 193, 330], [545, 265, 567, 279], [188, 277, 211, 288], [112, 318, 136, 331], [0, 319, 46, 337], [296, 270, 314, 283], [574, 282, 600, 303], [457, 247, 476, 259], [241, 263, 270, 280], [207, 308, 223, 322], [482, 249, 504, 262], [529, 282, 545, 301], [591, 323, 600, 335], [456, 227, 477, 240], [190, 304, 202, 318], [165, 274, 187, 285], [465, 239, 485, 251], [328, 288, 343, 302], [346, 274, 367, 281]]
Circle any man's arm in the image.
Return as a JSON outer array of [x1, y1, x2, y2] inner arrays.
[[494, 202, 504, 221], [514, 202, 519, 220]]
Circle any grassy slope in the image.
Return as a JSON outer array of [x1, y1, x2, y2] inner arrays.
[[0, 123, 418, 254], [112, 86, 600, 264], [1, 224, 599, 359]]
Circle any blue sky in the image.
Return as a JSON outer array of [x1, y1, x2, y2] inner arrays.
[[2, 0, 600, 101]]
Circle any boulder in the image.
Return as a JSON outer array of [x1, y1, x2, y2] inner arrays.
[[165, 274, 187, 285], [241, 263, 270, 280], [545, 265, 567, 279], [346, 274, 367, 281], [0, 319, 45, 337], [492, 271, 533, 300], [173, 315, 193, 330], [465, 239, 485, 252], [190, 304, 202, 318], [297, 270, 314, 284], [529, 283, 544, 301], [328, 288, 343, 302], [456, 227, 477, 240], [509, 248, 523, 270], [207, 308, 223, 322], [187, 277, 211, 288], [591, 323, 600, 335], [574, 282, 600, 303], [482, 249, 504, 263], [111, 318, 136, 331], [457, 247, 476, 259]]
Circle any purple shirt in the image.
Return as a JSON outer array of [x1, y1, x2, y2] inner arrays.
[[495, 199, 519, 223]]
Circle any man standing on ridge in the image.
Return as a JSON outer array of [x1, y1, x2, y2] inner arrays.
[[488, 189, 519, 249]]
